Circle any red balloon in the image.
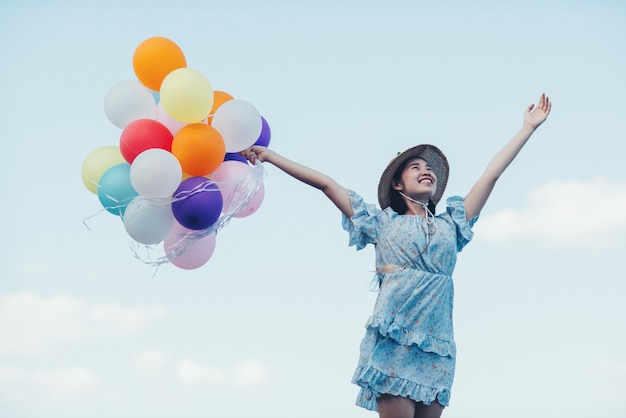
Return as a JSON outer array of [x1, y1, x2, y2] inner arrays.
[[119, 119, 174, 163]]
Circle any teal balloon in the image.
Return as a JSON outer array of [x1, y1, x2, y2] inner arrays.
[[97, 163, 138, 216], [150, 89, 160, 104]]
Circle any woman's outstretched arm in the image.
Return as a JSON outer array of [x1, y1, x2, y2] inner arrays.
[[242, 146, 354, 218], [463, 93, 552, 221]]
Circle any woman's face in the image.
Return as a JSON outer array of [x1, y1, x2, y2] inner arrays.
[[392, 157, 437, 198]]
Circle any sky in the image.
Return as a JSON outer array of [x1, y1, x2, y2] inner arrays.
[[1, 1, 625, 417]]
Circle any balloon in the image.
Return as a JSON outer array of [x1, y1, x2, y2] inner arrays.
[[97, 163, 138, 216], [123, 197, 175, 244], [104, 80, 157, 129], [211, 99, 262, 153], [130, 148, 182, 198], [233, 182, 265, 218], [171, 177, 223, 230], [150, 89, 160, 104], [164, 221, 216, 269], [171, 124, 225, 176], [208, 90, 234, 123], [210, 160, 252, 212], [156, 101, 187, 136], [160, 68, 214, 124], [81, 146, 125, 194], [223, 152, 248, 164], [119, 119, 173, 163], [133, 36, 187, 91], [254, 116, 271, 147]]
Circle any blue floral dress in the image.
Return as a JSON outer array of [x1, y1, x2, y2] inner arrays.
[[342, 190, 478, 410]]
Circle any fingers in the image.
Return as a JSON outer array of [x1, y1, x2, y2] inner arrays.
[[238, 147, 257, 164], [538, 93, 551, 115], [245, 148, 257, 163], [530, 93, 552, 115], [538, 93, 552, 112]]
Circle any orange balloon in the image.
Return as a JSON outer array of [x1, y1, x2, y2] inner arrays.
[[133, 37, 187, 91], [172, 124, 226, 176], [208, 90, 234, 123], [211, 91, 234, 114]]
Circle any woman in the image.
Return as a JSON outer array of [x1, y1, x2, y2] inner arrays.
[[242, 93, 551, 418]]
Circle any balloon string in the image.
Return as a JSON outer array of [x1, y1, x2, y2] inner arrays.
[[89, 162, 267, 270]]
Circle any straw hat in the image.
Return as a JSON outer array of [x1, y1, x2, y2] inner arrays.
[[377, 144, 449, 211]]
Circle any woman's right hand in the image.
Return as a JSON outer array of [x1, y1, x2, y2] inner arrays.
[[240, 145, 274, 164]]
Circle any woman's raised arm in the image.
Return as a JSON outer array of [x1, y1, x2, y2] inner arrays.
[[463, 93, 552, 221], [242, 146, 354, 218]]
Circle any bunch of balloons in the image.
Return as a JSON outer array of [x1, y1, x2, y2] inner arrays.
[[81, 36, 270, 270]]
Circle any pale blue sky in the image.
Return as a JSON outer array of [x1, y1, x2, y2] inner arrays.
[[1, 1, 625, 418]]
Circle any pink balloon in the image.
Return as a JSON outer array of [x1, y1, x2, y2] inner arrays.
[[156, 102, 187, 136], [164, 221, 217, 270], [233, 182, 265, 218], [210, 160, 252, 212], [156, 102, 208, 136]]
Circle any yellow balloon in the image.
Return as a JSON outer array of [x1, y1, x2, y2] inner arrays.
[[160, 68, 214, 124], [81, 146, 126, 194]]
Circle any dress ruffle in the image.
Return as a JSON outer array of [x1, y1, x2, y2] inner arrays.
[[342, 190, 382, 250], [366, 315, 456, 358], [445, 195, 478, 252], [354, 366, 450, 411]]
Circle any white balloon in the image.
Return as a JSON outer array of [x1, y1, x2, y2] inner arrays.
[[130, 149, 182, 198], [104, 80, 157, 129], [123, 197, 175, 245], [211, 99, 262, 153]]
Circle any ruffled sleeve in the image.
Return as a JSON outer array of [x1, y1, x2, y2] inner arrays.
[[445, 195, 478, 252], [342, 190, 382, 250]]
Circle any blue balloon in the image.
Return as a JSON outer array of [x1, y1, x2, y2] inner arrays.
[[97, 163, 138, 216], [223, 152, 248, 163], [150, 89, 160, 104]]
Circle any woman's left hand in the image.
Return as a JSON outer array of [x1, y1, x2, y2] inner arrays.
[[524, 93, 552, 129]]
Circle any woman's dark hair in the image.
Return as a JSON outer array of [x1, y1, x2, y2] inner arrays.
[[388, 159, 437, 215]]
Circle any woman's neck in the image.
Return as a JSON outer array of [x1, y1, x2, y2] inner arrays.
[[399, 192, 430, 216]]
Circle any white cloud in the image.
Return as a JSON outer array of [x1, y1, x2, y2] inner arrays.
[[474, 178, 626, 247], [0, 365, 98, 400], [586, 360, 626, 377], [133, 349, 171, 376], [177, 358, 228, 385], [234, 359, 271, 388], [176, 358, 270, 389], [0, 292, 165, 355]]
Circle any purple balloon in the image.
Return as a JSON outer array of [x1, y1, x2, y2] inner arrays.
[[253, 116, 271, 147], [171, 177, 223, 230]]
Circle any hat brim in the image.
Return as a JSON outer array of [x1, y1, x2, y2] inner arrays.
[[377, 144, 449, 210]]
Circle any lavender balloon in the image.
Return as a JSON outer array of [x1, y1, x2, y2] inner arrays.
[[171, 177, 223, 230], [254, 116, 271, 147]]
